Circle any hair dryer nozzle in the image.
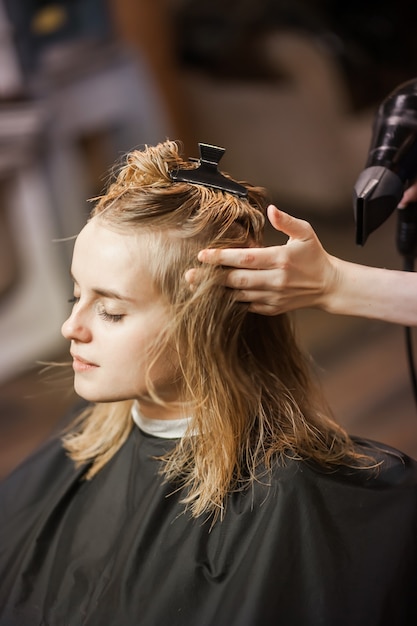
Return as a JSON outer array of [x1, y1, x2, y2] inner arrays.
[[353, 78, 417, 245], [353, 166, 403, 245]]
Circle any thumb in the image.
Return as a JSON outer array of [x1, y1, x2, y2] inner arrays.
[[267, 205, 312, 241]]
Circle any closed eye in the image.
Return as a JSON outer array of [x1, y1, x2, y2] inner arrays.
[[98, 308, 124, 323]]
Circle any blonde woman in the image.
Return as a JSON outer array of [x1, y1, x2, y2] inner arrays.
[[1, 141, 416, 626]]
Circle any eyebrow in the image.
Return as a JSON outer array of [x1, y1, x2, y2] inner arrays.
[[70, 271, 135, 303]]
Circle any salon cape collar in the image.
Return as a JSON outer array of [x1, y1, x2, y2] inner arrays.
[[131, 401, 192, 439]]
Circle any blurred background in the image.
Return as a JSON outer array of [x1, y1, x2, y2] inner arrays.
[[1, 0, 417, 478]]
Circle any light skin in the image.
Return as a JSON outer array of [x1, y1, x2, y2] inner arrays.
[[61, 218, 183, 420], [186, 184, 417, 327]]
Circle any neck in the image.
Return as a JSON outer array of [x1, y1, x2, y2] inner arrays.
[[136, 396, 189, 421]]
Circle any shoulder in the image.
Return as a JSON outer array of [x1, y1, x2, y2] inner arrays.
[[335, 437, 417, 489], [239, 439, 417, 540], [255, 437, 417, 509], [0, 434, 83, 522]]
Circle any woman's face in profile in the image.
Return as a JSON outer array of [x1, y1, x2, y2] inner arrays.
[[61, 218, 182, 419]]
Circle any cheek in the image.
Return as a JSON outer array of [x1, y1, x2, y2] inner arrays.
[[98, 305, 171, 370], [112, 318, 166, 367], [112, 339, 149, 373]]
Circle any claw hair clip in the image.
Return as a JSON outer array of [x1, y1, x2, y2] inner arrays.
[[170, 143, 248, 197]]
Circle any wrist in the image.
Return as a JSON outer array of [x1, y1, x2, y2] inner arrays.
[[315, 254, 341, 313]]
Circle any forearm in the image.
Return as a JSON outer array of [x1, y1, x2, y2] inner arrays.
[[322, 257, 417, 326]]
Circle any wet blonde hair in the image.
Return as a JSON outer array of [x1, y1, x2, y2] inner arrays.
[[63, 140, 373, 519]]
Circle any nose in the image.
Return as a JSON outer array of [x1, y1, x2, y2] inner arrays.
[[61, 307, 92, 343]]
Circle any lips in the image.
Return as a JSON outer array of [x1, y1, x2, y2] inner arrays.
[[71, 352, 98, 372]]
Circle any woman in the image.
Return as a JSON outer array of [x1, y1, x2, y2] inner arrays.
[[0, 140, 416, 625]]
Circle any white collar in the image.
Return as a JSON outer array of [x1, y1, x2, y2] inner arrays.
[[131, 401, 192, 439]]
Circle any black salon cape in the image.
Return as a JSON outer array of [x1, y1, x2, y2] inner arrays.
[[1, 427, 416, 626]]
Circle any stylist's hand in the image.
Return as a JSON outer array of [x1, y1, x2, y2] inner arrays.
[[399, 180, 417, 206], [186, 205, 337, 315]]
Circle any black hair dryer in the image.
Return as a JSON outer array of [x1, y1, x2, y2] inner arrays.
[[353, 78, 417, 247]]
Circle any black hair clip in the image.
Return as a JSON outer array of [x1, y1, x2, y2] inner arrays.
[[170, 143, 248, 197]]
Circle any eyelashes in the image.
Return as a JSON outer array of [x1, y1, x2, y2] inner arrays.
[[97, 309, 124, 323], [68, 296, 124, 323]]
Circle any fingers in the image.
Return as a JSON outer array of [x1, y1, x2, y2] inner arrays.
[[185, 265, 293, 317], [185, 265, 285, 305], [185, 266, 278, 290], [197, 246, 277, 270], [242, 291, 288, 316], [267, 205, 312, 241], [247, 302, 285, 316], [399, 181, 417, 207], [224, 268, 282, 291], [196, 208, 312, 271], [184, 268, 198, 289]]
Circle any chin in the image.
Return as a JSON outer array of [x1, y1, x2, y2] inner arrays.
[[73, 381, 110, 403], [73, 381, 137, 404]]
